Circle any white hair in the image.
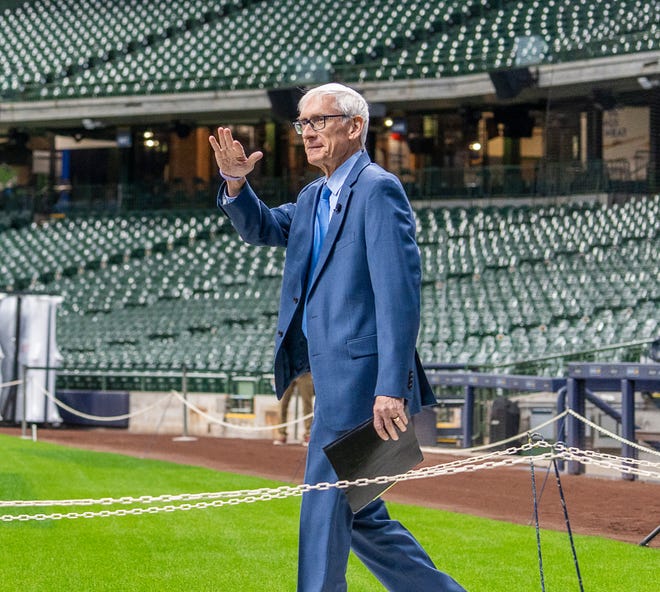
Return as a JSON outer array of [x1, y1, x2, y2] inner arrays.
[[298, 83, 369, 147]]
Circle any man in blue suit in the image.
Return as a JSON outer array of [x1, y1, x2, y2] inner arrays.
[[209, 83, 465, 592]]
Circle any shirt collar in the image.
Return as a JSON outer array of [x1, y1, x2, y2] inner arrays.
[[325, 149, 363, 196]]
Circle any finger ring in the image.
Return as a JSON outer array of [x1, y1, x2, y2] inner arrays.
[[392, 416, 400, 422]]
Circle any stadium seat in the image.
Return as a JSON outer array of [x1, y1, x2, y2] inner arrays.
[[2, 0, 659, 98]]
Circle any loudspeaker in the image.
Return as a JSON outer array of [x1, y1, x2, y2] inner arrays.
[[173, 121, 192, 139], [486, 117, 499, 139], [505, 116, 534, 138], [489, 68, 535, 99], [494, 108, 535, 138], [407, 136, 434, 154], [592, 89, 616, 111], [267, 87, 305, 121]]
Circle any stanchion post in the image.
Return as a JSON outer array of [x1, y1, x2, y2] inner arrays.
[[182, 365, 189, 438], [566, 377, 585, 475], [20, 365, 29, 439], [173, 365, 197, 442], [462, 384, 474, 448], [555, 386, 567, 472], [620, 378, 636, 481]]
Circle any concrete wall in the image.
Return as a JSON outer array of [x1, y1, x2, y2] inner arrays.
[[127, 391, 307, 441]]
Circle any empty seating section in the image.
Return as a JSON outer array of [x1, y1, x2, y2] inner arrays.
[[80, 0, 454, 94], [0, 0, 235, 98], [416, 197, 659, 374], [20, 210, 283, 389], [1, 0, 658, 99], [1, 196, 657, 389], [0, 212, 223, 290], [400, 0, 659, 81]]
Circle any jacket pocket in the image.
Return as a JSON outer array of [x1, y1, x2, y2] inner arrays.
[[335, 232, 355, 252], [346, 334, 378, 359]]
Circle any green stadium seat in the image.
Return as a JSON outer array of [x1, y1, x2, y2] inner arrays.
[[5, 0, 655, 98]]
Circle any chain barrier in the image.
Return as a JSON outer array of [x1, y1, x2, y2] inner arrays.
[[553, 444, 660, 479], [0, 440, 556, 522], [3, 433, 659, 523], [32, 385, 311, 433], [39, 387, 174, 423], [566, 408, 660, 457], [0, 441, 541, 509], [423, 409, 570, 455], [29, 385, 660, 447], [170, 389, 314, 432]]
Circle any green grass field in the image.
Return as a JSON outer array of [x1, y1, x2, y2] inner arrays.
[[0, 433, 657, 591]]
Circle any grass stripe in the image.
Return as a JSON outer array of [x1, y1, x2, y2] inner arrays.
[[0, 434, 656, 591]]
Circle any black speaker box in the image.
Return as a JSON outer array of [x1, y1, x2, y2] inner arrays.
[[408, 136, 435, 154], [267, 87, 305, 121], [489, 68, 535, 99], [494, 108, 535, 138]]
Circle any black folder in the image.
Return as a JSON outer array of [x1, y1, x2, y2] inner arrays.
[[323, 412, 423, 513]]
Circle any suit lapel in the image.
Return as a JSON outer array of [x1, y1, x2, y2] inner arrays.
[[308, 152, 371, 292]]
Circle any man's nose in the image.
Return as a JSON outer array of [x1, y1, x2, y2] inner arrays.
[[302, 123, 317, 138]]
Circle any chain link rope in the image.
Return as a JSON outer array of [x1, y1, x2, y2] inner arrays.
[[30, 385, 660, 447], [39, 386, 174, 422], [34, 383, 312, 432], [423, 409, 571, 455], [2, 432, 659, 523], [170, 389, 314, 432], [0, 441, 543, 509], [3, 386, 659, 523], [566, 408, 660, 456]]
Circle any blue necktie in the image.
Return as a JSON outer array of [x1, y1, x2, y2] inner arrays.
[[310, 183, 331, 275], [302, 184, 331, 336]]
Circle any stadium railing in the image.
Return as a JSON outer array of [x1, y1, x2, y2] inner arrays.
[[21, 158, 651, 219], [478, 339, 655, 377]]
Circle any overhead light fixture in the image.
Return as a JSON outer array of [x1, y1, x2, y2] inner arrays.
[[82, 118, 103, 130], [637, 76, 660, 90]]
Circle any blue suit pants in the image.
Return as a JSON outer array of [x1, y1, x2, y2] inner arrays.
[[297, 418, 466, 591]]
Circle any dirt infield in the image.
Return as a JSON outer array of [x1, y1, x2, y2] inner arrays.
[[2, 425, 659, 546]]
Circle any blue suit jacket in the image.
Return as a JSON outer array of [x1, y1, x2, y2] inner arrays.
[[219, 151, 436, 430]]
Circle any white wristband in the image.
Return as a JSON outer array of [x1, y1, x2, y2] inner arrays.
[[219, 169, 244, 182]]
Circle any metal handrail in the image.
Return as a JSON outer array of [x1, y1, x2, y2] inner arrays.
[[479, 337, 655, 373]]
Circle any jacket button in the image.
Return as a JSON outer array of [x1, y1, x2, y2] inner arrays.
[[277, 330, 283, 337], [293, 297, 299, 304]]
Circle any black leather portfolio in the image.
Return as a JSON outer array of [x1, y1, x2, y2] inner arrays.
[[323, 413, 423, 513]]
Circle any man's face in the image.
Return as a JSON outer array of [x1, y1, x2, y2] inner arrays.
[[299, 94, 362, 177]]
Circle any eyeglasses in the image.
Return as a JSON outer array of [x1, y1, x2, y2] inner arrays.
[[292, 114, 348, 135]]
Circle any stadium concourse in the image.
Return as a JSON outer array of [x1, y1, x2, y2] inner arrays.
[[0, 424, 658, 547]]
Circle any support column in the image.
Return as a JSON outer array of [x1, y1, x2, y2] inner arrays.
[[620, 379, 637, 481], [555, 386, 567, 472], [566, 377, 586, 474], [585, 107, 603, 162], [462, 384, 475, 448]]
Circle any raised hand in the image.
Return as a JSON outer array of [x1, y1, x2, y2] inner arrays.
[[208, 126, 264, 180]]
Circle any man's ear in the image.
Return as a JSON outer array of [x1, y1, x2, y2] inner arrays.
[[349, 116, 364, 140]]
